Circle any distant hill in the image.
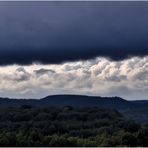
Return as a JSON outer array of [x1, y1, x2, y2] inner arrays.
[[0, 94, 147, 109], [0, 94, 148, 123]]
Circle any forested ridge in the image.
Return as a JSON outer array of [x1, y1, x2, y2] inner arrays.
[[0, 106, 147, 147]]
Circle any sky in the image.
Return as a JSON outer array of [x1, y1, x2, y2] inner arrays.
[[0, 1, 148, 100]]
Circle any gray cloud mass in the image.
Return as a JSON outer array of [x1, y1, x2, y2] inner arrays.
[[0, 1, 148, 100], [0, 57, 148, 100], [0, 2, 148, 65]]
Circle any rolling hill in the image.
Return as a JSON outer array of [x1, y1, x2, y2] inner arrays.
[[0, 94, 148, 123], [0, 94, 147, 109]]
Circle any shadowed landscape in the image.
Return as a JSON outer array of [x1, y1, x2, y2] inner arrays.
[[0, 95, 148, 123], [1, 1, 148, 147], [0, 95, 148, 146]]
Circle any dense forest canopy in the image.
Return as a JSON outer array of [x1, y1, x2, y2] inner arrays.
[[0, 106, 147, 147]]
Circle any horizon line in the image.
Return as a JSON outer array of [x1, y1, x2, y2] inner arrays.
[[0, 94, 147, 101]]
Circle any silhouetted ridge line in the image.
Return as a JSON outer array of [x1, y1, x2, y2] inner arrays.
[[0, 94, 147, 109]]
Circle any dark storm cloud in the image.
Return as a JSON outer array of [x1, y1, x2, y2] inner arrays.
[[0, 1, 148, 65], [34, 68, 55, 76], [14, 67, 30, 81]]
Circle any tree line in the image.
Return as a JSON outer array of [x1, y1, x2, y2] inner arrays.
[[0, 106, 147, 147]]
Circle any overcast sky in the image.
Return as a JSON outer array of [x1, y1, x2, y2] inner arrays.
[[0, 1, 148, 100]]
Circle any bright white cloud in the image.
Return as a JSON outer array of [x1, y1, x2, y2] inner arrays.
[[0, 56, 148, 100]]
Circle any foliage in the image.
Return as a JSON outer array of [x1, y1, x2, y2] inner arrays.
[[0, 106, 147, 146]]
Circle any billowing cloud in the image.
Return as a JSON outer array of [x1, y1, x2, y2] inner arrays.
[[0, 56, 148, 100], [34, 68, 55, 77], [0, 2, 148, 65]]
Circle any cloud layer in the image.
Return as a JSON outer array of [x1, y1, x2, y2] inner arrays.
[[0, 1, 148, 65], [0, 56, 148, 100]]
